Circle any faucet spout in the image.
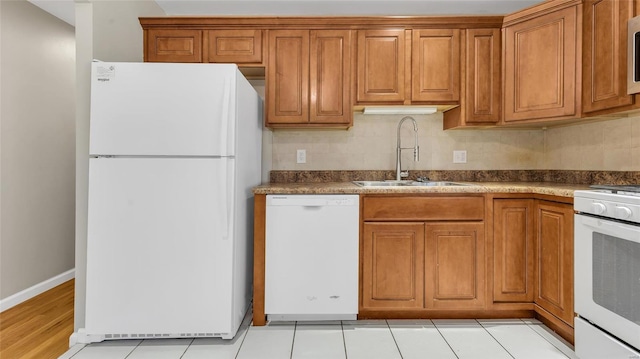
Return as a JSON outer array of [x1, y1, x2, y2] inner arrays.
[[396, 116, 420, 181]]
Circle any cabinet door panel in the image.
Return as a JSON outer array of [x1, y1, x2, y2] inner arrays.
[[412, 29, 460, 102], [425, 222, 485, 309], [310, 30, 352, 124], [357, 29, 406, 103], [362, 222, 424, 309], [503, 6, 578, 122], [493, 199, 534, 302], [207, 30, 263, 64], [147, 29, 202, 63], [466, 29, 501, 123], [583, 0, 633, 113], [535, 201, 574, 326], [267, 30, 309, 124]]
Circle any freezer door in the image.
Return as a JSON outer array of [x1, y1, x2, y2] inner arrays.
[[86, 157, 236, 336], [90, 62, 237, 157]]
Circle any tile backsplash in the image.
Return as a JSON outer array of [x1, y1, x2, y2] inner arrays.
[[544, 115, 640, 171], [271, 112, 545, 171], [268, 112, 640, 173]]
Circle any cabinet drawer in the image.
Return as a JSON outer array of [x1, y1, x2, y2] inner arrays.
[[363, 196, 484, 221], [146, 29, 202, 63], [206, 30, 264, 64]]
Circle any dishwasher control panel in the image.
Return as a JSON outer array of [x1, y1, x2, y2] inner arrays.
[[267, 195, 357, 207]]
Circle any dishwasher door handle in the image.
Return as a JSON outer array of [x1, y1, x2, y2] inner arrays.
[[302, 205, 324, 210]]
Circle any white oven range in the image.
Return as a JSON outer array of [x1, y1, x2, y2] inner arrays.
[[574, 186, 640, 359]]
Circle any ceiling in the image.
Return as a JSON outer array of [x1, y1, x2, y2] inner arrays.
[[28, 0, 542, 27]]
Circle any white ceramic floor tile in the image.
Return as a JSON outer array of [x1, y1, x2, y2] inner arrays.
[[478, 319, 570, 359], [68, 340, 141, 359], [236, 322, 295, 359], [181, 319, 250, 359], [342, 320, 401, 359], [291, 322, 346, 359], [522, 319, 579, 359], [57, 344, 85, 359], [126, 339, 192, 359], [387, 319, 457, 359], [433, 319, 512, 359]]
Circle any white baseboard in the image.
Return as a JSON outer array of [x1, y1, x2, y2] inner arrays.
[[0, 268, 75, 312]]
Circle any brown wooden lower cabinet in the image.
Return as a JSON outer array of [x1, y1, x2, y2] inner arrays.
[[254, 193, 575, 343], [490, 196, 575, 343], [534, 200, 574, 327], [425, 222, 485, 309], [361, 222, 425, 309], [493, 199, 535, 303], [361, 220, 485, 311]]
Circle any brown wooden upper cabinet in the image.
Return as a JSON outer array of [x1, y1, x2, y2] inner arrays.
[[267, 30, 352, 128], [444, 28, 501, 129], [206, 30, 264, 65], [582, 0, 634, 114], [356, 29, 407, 103], [356, 29, 461, 105], [502, 1, 582, 124], [146, 29, 203, 63]]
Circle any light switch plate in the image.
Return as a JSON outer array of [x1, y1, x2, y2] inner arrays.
[[453, 150, 467, 163]]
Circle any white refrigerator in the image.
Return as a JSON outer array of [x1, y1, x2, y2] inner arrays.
[[83, 62, 262, 342]]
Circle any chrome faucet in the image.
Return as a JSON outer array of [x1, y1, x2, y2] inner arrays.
[[396, 116, 420, 181]]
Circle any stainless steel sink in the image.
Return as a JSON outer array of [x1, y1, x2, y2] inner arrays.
[[352, 180, 470, 187]]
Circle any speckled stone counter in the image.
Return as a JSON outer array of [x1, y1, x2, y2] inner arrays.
[[269, 170, 640, 185], [252, 181, 591, 197]]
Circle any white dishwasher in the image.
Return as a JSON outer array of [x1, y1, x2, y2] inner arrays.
[[265, 194, 359, 321]]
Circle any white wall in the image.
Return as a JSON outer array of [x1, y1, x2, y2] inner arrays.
[[0, 0, 75, 300]]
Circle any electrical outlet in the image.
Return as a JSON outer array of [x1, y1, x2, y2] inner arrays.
[[453, 150, 467, 164], [296, 149, 306, 164]]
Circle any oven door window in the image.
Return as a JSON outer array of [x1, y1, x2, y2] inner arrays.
[[593, 232, 640, 325]]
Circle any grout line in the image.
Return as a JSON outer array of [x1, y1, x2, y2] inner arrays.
[[385, 319, 404, 359], [431, 320, 461, 359], [233, 323, 251, 359], [122, 340, 143, 359], [178, 338, 195, 359], [65, 344, 87, 358], [476, 319, 516, 359], [520, 319, 573, 358], [341, 321, 349, 359], [232, 308, 255, 359], [289, 321, 297, 359]]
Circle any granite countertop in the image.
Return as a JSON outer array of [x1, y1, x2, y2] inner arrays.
[[252, 181, 592, 197]]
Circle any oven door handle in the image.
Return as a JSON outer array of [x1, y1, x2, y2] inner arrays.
[[578, 215, 640, 244]]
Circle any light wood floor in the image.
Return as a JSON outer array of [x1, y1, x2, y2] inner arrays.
[[0, 279, 74, 359]]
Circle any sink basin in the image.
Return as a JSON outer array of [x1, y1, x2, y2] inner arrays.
[[352, 180, 469, 187]]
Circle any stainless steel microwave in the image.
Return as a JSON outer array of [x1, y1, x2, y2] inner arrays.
[[628, 15, 640, 94]]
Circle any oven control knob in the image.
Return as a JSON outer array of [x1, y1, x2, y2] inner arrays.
[[615, 206, 633, 220], [592, 202, 607, 214]]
